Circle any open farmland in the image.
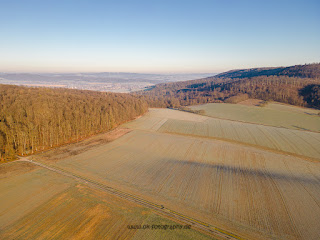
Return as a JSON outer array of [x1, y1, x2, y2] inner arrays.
[[127, 108, 320, 160], [158, 117, 320, 160], [189, 101, 320, 132], [29, 108, 320, 240], [0, 161, 213, 240]]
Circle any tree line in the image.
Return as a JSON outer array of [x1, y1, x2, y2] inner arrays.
[[215, 63, 320, 79], [0, 85, 148, 161], [138, 72, 320, 109]]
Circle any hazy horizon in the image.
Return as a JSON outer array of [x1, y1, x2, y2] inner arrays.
[[1, 0, 319, 73], [0, 70, 218, 74], [0, 62, 318, 75]]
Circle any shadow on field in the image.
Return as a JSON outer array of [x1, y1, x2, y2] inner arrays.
[[292, 125, 311, 131], [166, 159, 320, 185]]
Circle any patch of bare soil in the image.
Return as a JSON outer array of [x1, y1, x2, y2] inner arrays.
[[0, 161, 38, 179], [30, 127, 132, 163], [238, 98, 264, 106]]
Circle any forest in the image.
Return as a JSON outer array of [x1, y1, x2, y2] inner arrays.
[[1, 63, 319, 161], [0, 85, 148, 160], [138, 63, 320, 109]]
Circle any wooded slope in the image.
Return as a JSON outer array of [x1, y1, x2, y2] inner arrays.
[[139, 63, 320, 109], [0, 85, 148, 160], [215, 63, 320, 79]]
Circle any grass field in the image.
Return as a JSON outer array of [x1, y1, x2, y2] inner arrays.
[[28, 107, 320, 240], [158, 118, 320, 160], [126, 108, 320, 160], [0, 161, 213, 240], [189, 101, 320, 132]]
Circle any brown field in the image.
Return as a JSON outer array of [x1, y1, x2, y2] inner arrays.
[[26, 108, 320, 239], [157, 118, 320, 160], [0, 161, 213, 240], [31, 127, 132, 162]]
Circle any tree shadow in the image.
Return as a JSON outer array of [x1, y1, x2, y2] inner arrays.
[[166, 159, 320, 185], [291, 125, 310, 131], [299, 84, 320, 109], [303, 112, 317, 116]]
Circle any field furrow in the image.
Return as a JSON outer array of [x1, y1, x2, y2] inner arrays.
[[37, 127, 320, 239], [157, 117, 320, 160], [14, 107, 319, 239]]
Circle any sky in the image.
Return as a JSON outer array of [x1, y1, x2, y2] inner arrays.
[[0, 0, 319, 73]]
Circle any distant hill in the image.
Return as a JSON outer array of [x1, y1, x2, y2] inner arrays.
[[215, 63, 320, 79], [139, 63, 320, 109]]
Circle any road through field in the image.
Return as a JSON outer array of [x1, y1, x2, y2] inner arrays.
[[16, 158, 244, 240]]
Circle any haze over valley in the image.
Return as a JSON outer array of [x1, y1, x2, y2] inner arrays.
[[0, 72, 216, 92]]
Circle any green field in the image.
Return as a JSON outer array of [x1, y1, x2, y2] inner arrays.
[[189, 102, 320, 132]]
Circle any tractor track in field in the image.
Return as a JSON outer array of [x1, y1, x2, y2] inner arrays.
[[16, 158, 245, 240]]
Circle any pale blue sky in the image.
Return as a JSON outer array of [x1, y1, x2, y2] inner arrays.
[[0, 0, 319, 73]]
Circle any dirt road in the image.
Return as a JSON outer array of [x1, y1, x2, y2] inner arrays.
[[16, 158, 245, 240]]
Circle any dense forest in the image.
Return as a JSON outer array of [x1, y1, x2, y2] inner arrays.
[[0, 85, 148, 160], [138, 63, 320, 109]]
